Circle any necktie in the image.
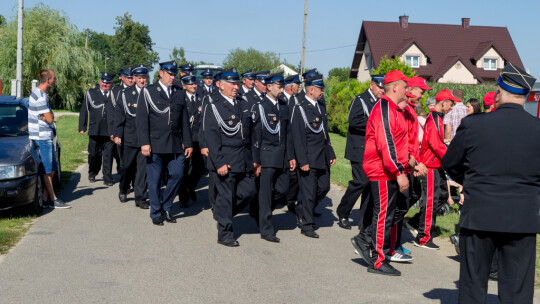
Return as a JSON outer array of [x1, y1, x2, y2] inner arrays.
[[191, 95, 195, 104]]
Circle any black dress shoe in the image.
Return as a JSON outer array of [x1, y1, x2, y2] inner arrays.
[[152, 216, 164, 226], [163, 211, 176, 223], [88, 176, 96, 183], [295, 213, 304, 228], [367, 262, 401, 276], [338, 217, 352, 230], [118, 193, 127, 203], [104, 180, 114, 186], [261, 235, 280, 243], [301, 230, 319, 238], [217, 239, 239, 247], [136, 201, 150, 209]]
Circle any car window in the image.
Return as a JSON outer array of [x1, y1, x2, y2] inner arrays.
[[0, 104, 28, 136]]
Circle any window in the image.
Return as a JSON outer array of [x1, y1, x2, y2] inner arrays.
[[483, 58, 497, 70], [365, 54, 373, 69], [406, 56, 420, 68]]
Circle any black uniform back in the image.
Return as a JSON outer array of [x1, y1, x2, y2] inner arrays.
[[114, 85, 141, 148], [252, 96, 293, 169], [344, 89, 377, 162], [243, 88, 265, 112], [443, 104, 540, 233], [79, 87, 112, 136], [136, 82, 192, 153], [203, 93, 253, 173]]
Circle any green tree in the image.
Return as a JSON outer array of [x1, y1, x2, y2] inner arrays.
[[328, 67, 351, 82], [0, 4, 101, 110], [170, 46, 187, 64], [222, 48, 280, 73], [371, 55, 416, 77], [86, 30, 113, 72], [0, 15, 5, 27], [110, 13, 159, 74]]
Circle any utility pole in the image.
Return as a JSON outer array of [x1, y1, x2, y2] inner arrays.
[[104, 52, 109, 70], [300, 0, 308, 79], [85, 28, 89, 49], [16, 0, 23, 98]]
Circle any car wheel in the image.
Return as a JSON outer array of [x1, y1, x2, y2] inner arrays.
[[23, 175, 43, 215]]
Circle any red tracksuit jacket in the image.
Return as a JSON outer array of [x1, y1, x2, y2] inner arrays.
[[363, 95, 409, 181], [404, 102, 420, 166], [419, 111, 447, 169]]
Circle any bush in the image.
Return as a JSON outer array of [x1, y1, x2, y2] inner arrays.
[[326, 78, 370, 136]]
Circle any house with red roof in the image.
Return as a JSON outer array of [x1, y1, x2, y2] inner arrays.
[[350, 16, 525, 84]]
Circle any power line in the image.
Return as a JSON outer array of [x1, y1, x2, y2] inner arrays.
[[153, 43, 356, 56]]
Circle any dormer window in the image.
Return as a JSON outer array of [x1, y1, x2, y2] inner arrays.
[[483, 58, 497, 70], [406, 55, 420, 68]]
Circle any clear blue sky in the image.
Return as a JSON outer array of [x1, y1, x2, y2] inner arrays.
[[2, 0, 539, 78]]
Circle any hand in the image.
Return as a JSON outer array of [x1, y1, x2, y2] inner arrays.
[[408, 155, 417, 168], [79, 130, 85, 135], [397, 174, 409, 193], [253, 163, 261, 177], [184, 147, 193, 159], [448, 197, 455, 205], [217, 164, 229, 176], [289, 159, 296, 171], [201, 148, 209, 157], [330, 159, 336, 166], [110, 135, 114, 141], [414, 162, 427, 177], [141, 145, 151, 157], [459, 193, 464, 205], [114, 137, 122, 145], [300, 164, 310, 172]]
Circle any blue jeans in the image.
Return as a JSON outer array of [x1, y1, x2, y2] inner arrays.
[[34, 139, 58, 174]]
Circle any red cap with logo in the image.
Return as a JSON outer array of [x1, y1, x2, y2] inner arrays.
[[407, 76, 433, 90], [435, 89, 461, 102], [383, 70, 411, 85], [483, 91, 496, 106]]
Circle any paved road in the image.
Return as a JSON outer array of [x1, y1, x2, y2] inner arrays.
[[0, 166, 520, 303]]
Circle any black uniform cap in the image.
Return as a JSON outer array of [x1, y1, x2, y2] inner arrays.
[[132, 64, 149, 76], [371, 74, 385, 87], [242, 71, 256, 80], [304, 74, 325, 88], [284, 74, 301, 85], [201, 69, 213, 78], [180, 63, 194, 72], [181, 72, 197, 85], [220, 68, 241, 83], [100, 72, 115, 83], [264, 72, 285, 85], [302, 68, 319, 80], [159, 61, 178, 75], [255, 70, 270, 81]]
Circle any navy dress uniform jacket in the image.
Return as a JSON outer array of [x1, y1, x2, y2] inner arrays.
[[177, 90, 203, 143], [252, 96, 294, 169], [344, 89, 377, 162], [443, 103, 540, 233], [114, 86, 142, 148], [290, 96, 336, 170], [243, 89, 264, 111], [136, 82, 192, 154], [203, 93, 253, 173], [109, 85, 127, 136], [79, 87, 112, 137]]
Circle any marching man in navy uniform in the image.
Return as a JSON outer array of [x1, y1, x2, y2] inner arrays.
[[114, 64, 150, 209], [196, 69, 218, 97], [177, 72, 205, 208], [79, 72, 116, 186], [252, 73, 295, 243], [282, 74, 301, 104], [244, 70, 269, 109], [136, 61, 193, 226], [203, 68, 257, 247], [443, 64, 539, 303], [239, 71, 255, 96], [290, 74, 336, 238]]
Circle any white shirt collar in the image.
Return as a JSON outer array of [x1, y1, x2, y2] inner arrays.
[[283, 92, 291, 100], [123, 84, 128, 89], [204, 84, 211, 91], [220, 93, 235, 106], [367, 89, 376, 101], [186, 92, 194, 101], [305, 95, 317, 107], [266, 95, 277, 106], [136, 86, 142, 94], [158, 80, 170, 96], [254, 88, 263, 97], [100, 89, 108, 97], [242, 85, 249, 92]]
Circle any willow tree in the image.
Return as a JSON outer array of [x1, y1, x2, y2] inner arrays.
[[0, 4, 101, 110]]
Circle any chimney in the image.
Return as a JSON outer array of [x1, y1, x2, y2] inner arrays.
[[399, 15, 409, 29], [462, 18, 470, 29]]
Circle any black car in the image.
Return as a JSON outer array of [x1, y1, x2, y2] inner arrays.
[[0, 96, 61, 214]]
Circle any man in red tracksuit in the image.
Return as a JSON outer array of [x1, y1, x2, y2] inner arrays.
[[415, 89, 457, 249], [362, 70, 412, 276]]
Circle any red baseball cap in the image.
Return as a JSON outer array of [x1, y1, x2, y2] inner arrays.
[[435, 89, 461, 102], [383, 70, 411, 85], [406, 92, 416, 98], [407, 76, 433, 90], [483, 91, 496, 106]]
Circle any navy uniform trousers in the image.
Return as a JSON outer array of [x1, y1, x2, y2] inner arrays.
[[296, 168, 330, 232], [146, 153, 185, 219], [88, 135, 114, 183], [119, 145, 147, 205], [459, 228, 536, 304], [178, 142, 205, 204], [258, 167, 289, 237], [212, 171, 256, 241]]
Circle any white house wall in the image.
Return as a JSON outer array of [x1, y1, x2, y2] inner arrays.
[[356, 41, 372, 82], [438, 61, 478, 84], [476, 47, 503, 69], [400, 44, 427, 66]]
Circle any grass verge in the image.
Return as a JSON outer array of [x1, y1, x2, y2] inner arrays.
[[0, 114, 86, 255]]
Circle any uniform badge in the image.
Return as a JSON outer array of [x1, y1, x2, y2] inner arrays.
[[92, 100, 95, 104], [128, 103, 131, 107], [157, 87, 162, 92], [313, 123, 317, 127], [229, 120, 233, 126], [315, 117, 319, 122], [273, 117, 277, 121], [231, 115, 236, 119], [174, 88, 177, 92], [198, 106, 201, 112], [132, 91, 136, 95], [133, 103, 137, 108]]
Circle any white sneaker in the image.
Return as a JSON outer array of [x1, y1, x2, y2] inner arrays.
[[389, 251, 414, 263]]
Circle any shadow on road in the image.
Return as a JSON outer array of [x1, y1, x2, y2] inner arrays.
[[423, 281, 499, 304]]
